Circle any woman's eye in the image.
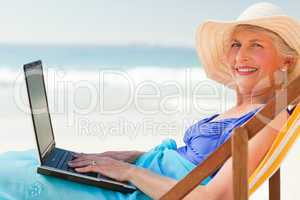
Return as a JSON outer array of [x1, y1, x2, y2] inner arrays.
[[231, 42, 240, 48], [253, 43, 263, 48]]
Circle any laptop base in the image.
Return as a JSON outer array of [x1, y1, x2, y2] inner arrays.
[[37, 166, 136, 193]]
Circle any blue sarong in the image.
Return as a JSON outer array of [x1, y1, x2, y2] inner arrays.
[[0, 139, 211, 200]]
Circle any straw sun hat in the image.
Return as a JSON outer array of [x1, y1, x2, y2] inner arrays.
[[196, 2, 300, 89]]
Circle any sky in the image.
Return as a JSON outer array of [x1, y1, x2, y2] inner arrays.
[[0, 0, 299, 47]]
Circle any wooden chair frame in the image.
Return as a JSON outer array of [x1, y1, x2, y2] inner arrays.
[[159, 75, 300, 200]]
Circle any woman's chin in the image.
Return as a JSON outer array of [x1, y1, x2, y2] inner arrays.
[[236, 82, 261, 95], [237, 82, 275, 97], [235, 79, 257, 90]]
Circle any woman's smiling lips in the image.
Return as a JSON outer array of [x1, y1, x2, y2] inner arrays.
[[234, 65, 258, 76]]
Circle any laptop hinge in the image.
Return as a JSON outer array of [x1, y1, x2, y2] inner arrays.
[[41, 141, 56, 164]]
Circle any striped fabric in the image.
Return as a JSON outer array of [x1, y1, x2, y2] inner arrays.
[[248, 104, 300, 195]]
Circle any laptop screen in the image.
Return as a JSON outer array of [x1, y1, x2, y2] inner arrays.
[[24, 61, 55, 159]]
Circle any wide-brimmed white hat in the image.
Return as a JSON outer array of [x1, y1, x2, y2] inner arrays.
[[196, 2, 300, 88]]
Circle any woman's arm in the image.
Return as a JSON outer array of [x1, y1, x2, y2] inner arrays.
[[126, 166, 178, 199], [184, 109, 289, 200]]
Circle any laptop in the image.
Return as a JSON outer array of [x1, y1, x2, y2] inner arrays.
[[23, 60, 136, 193]]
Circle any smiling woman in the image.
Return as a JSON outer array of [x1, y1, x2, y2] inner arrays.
[[224, 24, 298, 97]]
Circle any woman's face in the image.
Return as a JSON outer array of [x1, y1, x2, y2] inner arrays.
[[225, 29, 286, 95]]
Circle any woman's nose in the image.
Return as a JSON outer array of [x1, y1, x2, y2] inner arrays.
[[235, 47, 250, 63]]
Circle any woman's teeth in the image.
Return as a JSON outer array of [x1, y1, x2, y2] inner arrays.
[[236, 68, 258, 72], [234, 66, 258, 75]]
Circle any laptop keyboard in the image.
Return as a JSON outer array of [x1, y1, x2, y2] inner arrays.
[[44, 148, 98, 178]]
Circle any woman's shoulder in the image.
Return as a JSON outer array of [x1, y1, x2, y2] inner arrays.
[[211, 104, 262, 122]]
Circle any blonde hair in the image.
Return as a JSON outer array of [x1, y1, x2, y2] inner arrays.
[[224, 24, 299, 74]]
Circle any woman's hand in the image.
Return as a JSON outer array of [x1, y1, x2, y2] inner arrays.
[[72, 151, 144, 163], [69, 154, 179, 199], [68, 156, 135, 182], [72, 150, 144, 163]]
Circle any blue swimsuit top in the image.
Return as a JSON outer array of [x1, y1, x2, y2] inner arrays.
[[176, 108, 260, 165]]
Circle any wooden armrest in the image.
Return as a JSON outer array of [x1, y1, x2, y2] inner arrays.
[[232, 127, 249, 200]]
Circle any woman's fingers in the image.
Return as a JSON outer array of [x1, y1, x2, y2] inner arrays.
[[72, 152, 86, 156], [72, 152, 98, 157], [70, 155, 99, 163], [75, 165, 98, 173], [69, 157, 87, 163], [70, 157, 87, 162], [72, 151, 123, 161], [68, 159, 93, 168]]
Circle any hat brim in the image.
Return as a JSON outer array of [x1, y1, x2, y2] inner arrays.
[[196, 15, 300, 89]]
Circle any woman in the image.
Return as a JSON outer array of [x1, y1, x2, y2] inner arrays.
[[1, 2, 299, 200]]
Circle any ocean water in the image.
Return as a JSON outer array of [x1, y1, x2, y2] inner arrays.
[[0, 44, 203, 85], [0, 44, 201, 69]]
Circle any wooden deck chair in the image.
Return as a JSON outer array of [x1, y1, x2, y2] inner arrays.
[[159, 75, 300, 200], [248, 103, 300, 198]]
